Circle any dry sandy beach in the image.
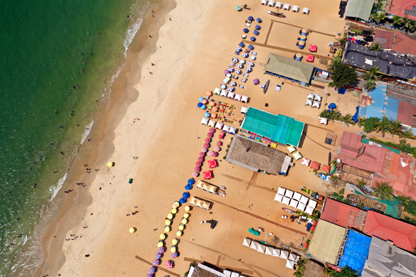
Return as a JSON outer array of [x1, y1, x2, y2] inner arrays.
[[36, 0, 351, 276]]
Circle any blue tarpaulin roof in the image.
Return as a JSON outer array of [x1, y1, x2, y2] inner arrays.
[[338, 230, 371, 275], [359, 82, 399, 120]]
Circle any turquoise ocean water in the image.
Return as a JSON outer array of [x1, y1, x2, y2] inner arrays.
[[0, 0, 157, 275]]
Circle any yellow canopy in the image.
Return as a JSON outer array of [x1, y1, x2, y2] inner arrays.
[[178, 224, 184, 231], [182, 218, 188, 224], [171, 208, 177, 214], [185, 206, 191, 212], [172, 239, 178, 245], [167, 213, 173, 219], [129, 227, 136, 233], [164, 226, 171, 232], [107, 162, 114, 167], [183, 213, 190, 218], [157, 241, 164, 247], [173, 201, 180, 208], [160, 233, 166, 240], [176, 231, 183, 237], [171, 246, 177, 253], [165, 220, 171, 225]]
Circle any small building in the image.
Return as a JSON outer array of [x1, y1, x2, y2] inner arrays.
[[374, 29, 416, 56], [359, 82, 400, 120], [226, 135, 291, 175], [363, 211, 416, 252], [362, 236, 416, 277], [386, 0, 416, 21], [264, 53, 315, 86], [240, 107, 305, 147], [338, 230, 372, 275], [308, 221, 346, 264], [320, 198, 367, 231], [345, 0, 374, 22]]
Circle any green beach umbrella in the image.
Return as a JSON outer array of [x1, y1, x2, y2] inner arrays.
[[236, 6, 242, 11]]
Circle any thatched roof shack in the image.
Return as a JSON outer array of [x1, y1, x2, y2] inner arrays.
[[226, 135, 287, 175]]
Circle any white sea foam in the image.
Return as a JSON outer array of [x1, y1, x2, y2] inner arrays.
[[49, 173, 67, 202], [123, 18, 143, 56], [80, 120, 94, 145]]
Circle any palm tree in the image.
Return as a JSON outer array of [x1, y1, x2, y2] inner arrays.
[[403, 15, 416, 33], [357, 179, 366, 191], [389, 120, 403, 138], [365, 80, 377, 91], [370, 42, 383, 51], [372, 181, 394, 200], [363, 66, 380, 81], [342, 114, 353, 126], [397, 195, 411, 205], [371, 12, 386, 24], [403, 128, 414, 138], [393, 15, 404, 27], [374, 116, 390, 137]]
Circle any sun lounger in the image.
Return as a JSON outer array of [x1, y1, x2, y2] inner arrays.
[[268, 1, 275, 7], [275, 2, 282, 8], [283, 3, 290, 10], [261, 0, 268, 5], [292, 5, 299, 12], [293, 151, 303, 160], [302, 7, 309, 14]]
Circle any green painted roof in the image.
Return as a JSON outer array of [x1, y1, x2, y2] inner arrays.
[[241, 107, 304, 146], [345, 0, 374, 22], [264, 53, 314, 83]]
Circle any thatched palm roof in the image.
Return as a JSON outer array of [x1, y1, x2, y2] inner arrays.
[[226, 135, 286, 175]]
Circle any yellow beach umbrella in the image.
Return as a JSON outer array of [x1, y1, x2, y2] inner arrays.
[[164, 226, 171, 232], [171, 208, 177, 214], [182, 218, 188, 224], [107, 162, 114, 167], [165, 220, 171, 225], [185, 206, 191, 212], [173, 201, 180, 208], [160, 233, 166, 240], [167, 213, 173, 219], [178, 224, 184, 231], [129, 227, 136, 233], [172, 239, 178, 245], [183, 213, 190, 218], [157, 241, 164, 247], [176, 231, 183, 237], [171, 246, 177, 253]]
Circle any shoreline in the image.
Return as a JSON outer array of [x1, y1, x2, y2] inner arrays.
[[33, 1, 175, 276]]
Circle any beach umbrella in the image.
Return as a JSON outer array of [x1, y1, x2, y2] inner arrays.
[[183, 213, 190, 218], [107, 162, 114, 167], [217, 141, 222, 146], [254, 30, 259, 35], [157, 241, 164, 247], [232, 57, 239, 62], [248, 16, 254, 21], [255, 25, 261, 30], [211, 113, 217, 119], [204, 112, 210, 118], [213, 106, 219, 112], [226, 73, 232, 78], [201, 148, 207, 152], [149, 267, 156, 274], [205, 138, 211, 143], [208, 151, 214, 156], [178, 224, 185, 230], [183, 192, 190, 199], [171, 208, 177, 214], [213, 152, 218, 157], [236, 5, 242, 11], [160, 233, 166, 240], [185, 184, 193, 190], [209, 127, 215, 133], [185, 206, 191, 212], [182, 218, 188, 224], [257, 18, 262, 23], [236, 69, 242, 74], [176, 231, 183, 237], [228, 67, 234, 72], [251, 56, 256, 60], [236, 47, 242, 52], [188, 178, 195, 185], [249, 45, 254, 50], [164, 226, 171, 232], [197, 103, 202, 108], [203, 143, 209, 148], [158, 246, 165, 253], [242, 53, 248, 58], [155, 252, 162, 258], [173, 201, 180, 208], [248, 61, 254, 66], [167, 213, 173, 219], [179, 198, 186, 204], [195, 162, 202, 167], [201, 104, 206, 110], [228, 87, 235, 92], [172, 239, 179, 245], [207, 133, 213, 138], [243, 28, 249, 33], [129, 227, 137, 233], [199, 97, 204, 102], [238, 64, 243, 69], [192, 172, 198, 178], [240, 60, 246, 64], [206, 91, 212, 96], [171, 252, 178, 259], [165, 260, 173, 269], [231, 81, 236, 87], [246, 67, 252, 72], [239, 42, 245, 47], [199, 152, 205, 157], [202, 99, 208, 105], [198, 157, 204, 162], [153, 259, 160, 266], [147, 273, 153, 277], [250, 36, 256, 41], [220, 84, 226, 89], [171, 247, 177, 253], [214, 146, 221, 151], [165, 220, 171, 225]]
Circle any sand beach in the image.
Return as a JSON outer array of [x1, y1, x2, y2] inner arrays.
[[36, 0, 353, 276]]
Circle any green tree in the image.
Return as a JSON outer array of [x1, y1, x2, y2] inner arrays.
[[393, 15, 404, 26], [372, 181, 394, 200], [397, 195, 411, 205], [357, 178, 366, 190], [371, 12, 386, 24], [374, 116, 390, 137], [403, 15, 416, 32], [331, 63, 357, 88], [389, 120, 403, 138], [342, 114, 353, 126], [365, 79, 377, 91], [370, 42, 383, 51], [363, 117, 380, 133], [363, 66, 380, 81]]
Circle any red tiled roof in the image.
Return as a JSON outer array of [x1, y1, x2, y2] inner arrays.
[[387, 0, 416, 20], [392, 32, 416, 56], [374, 30, 394, 49], [338, 132, 387, 174], [320, 198, 366, 231], [363, 211, 416, 252]]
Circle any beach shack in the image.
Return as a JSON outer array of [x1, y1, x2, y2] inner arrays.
[[226, 134, 292, 175], [264, 53, 315, 86], [240, 107, 305, 148]]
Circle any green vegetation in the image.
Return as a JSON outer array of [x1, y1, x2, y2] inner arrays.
[[365, 79, 376, 91], [330, 61, 357, 88], [370, 11, 386, 24], [402, 15, 416, 33], [293, 259, 307, 277], [319, 109, 356, 126], [369, 42, 383, 51], [325, 266, 359, 277], [393, 15, 404, 27], [358, 116, 406, 138], [368, 138, 416, 158], [402, 199, 416, 215], [363, 66, 380, 81], [372, 181, 394, 200], [374, 116, 390, 137]]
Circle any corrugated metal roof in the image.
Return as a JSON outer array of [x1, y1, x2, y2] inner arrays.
[[397, 101, 414, 127], [345, 0, 374, 21], [308, 221, 345, 264], [359, 82, 400, 120], [363, 211, 416, 252], [321, 198, 366, 231], [338, 230, 371, 275], [264, 53, 314, 84], [374, 30, 394, 49]]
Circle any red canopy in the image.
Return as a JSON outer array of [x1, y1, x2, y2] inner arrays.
[[321, 164, 330, 173], [306, 55, 314, 62], [310, 161, 320, 171], [203, 170, 213, 180], [208, 159, 218, 169], [309, 45, 317, 52]]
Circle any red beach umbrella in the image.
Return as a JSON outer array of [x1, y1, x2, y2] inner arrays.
[[203, 143, 210, 148], [199, 152, 205, 157], [207, 133, 213, 138], [214, 146, 221, 151], [217, 141, 222, 146], [208, 151, 214, 156], [194, 167, 201, 172], [196, 162, 202, 167], [165, 260, 173, 269], [209, 128, 215, 133], [205, 138, 211, 143], [197, 157, 204, 162], [192, 172, 199, 177], [201, 148, 207, 152]]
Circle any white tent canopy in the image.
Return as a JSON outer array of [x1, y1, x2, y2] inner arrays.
[[227, 92, 235, 99], [283, 3, 290, 10], [272, 248, 281, 257], [235, 94, 242, 101], [314, 94, 322, 102], [265, 246, 274, 255], [320, 117, 328, 125], [241, 95, 249, 103], [208, 120, 216, 127], [241, 106, 248, 114], [302, 7, 310, 14], [201, 118, 209, 125], [214, 88, 221, 95], [300, 195, 309, 204], [308, 200, 317, 209], [280, 250, 289, 259], [307, 93, 314, 100], [250, 241, 259, 250], [312, 101, 320, 108], [257, 243, 266, 253], [289, 199, 298, 208], [278, 187, 286, 195], [221, 90, 227, 97], [274, 193, 283, 202], [229, 127, 237, 135], [285, 190, 293, 198], [261, 0, 268, 5], [282, 196, 290, 205], [268, 1, 275, 7], [286, 260, 295, 269], [289, 253, 298, 261], [275, 2, 282, 8], [292, 5, 299, 12], [305, 206, 314, 215], [215, 122, 223, 129], [297, 202, 306, 212], [293, 192, 301, 201], [223, 125, 230, 133], [243, 237, 252, 247], [305, 99, 313, 106]]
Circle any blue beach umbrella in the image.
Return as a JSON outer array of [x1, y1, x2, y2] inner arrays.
[[199, 97, 204, 102], [257, 18, 262, 23], [248, 45, 254, 50], [254, 30, 259, 35], [239, 42, 245, 47], [221, 84, 226, 89], [201, 105, 206, 110], [188, 178, 195, 185], [255, 25, 261, 30], [185, 184, 193, 190], [179, 198, 186, 204], [232, 57, 239, 62], [243, 28, 249, 33], [183, 192, 190, 199], [242, 53, 248, 58], [248, 16, 254, 21], [250, 36, 256, 41], [197, 103, 203, 108], [204, 112, 210, 118]]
